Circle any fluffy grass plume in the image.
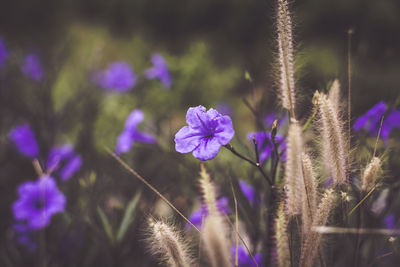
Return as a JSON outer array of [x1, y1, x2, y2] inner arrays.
[[300, 189, 336, 267], [201, 214, 232, 267], [284, 119, 304, 216], [146, 218, 194, 267], [362, 157, 381, 192], [301, 153, 318, 236], [276, 0, 296, 117], [198, 164, 218, 215], [317, 92, 347, 185], [275, 202, 290, 267], [328, 79, 341, 112]]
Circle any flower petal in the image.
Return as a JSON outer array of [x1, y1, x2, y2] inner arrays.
[[59, 155, 82, 181], [186, 105, 207, 129], [124, 109, 144, 131], [214, 115, 234, 145], [192, 137, 222, 161], [132, 131, 157, 144], [9, 124, 39, 158], [174, 126, 203, 153]]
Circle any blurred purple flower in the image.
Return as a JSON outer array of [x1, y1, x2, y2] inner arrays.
[[13, 176, 66, 230], [188, 197, 230, 229], [265, 112, 288, 129], [239, 180, 258, 206], [95, 61, 136, 92], [354, 101, 387, 134], [8, 124, 39, 158], [46, 144, 82, 181], [144, 53, 171, 88], [14, 223, 37, 251], [232, 245, 263, 267], [175, 105, 235, 161], [384, 214, 396, 229], [247, 131, 286, 163], [381, 109, 400, 141], [0, 37, 9, 67], [116, 109, 156, 154], [216, 102, 233, 117], [21, 54, 44, 81]]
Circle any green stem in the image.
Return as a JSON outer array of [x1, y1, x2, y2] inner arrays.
[[224, 144, 272, 185]]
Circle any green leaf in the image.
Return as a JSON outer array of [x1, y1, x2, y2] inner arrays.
[[97, 206, 114, 243], [117, 191, 142, 242]]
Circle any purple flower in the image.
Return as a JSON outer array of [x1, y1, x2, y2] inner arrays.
[[384, 214, 396, 229], [175, 105, 235, 161], [381, 109, 400, 141], [115, 109, 156, 154], [13, 176, 66, 230], [239, 180, 258, 206], [21, 54, 44, 81], [247, 131, 286, 163], [46, 144, 82, 181], [59, 155, 82, 181], [354, 101, 387, 134], [265, 112, 288, 129], [232, 245, 263, 267], [144, 53, 171, 88], [8, 124, 39, 158], [0, 37, 9, 67], [188, 197, 230, 229], [14, 223, 37, 251], [216, 102, 233, 117], [95, 61, 136, 92]]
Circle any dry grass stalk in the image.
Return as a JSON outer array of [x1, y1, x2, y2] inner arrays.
[[285, 119, 304, 216], [300, 189, 335, 267], [301, 153, 318, 236], [362, 157, 381, 192], [147, 219, 194, 267], [275, 203, 290, 267], [277, 0, 296, 117], [317, 92, 347, 185]]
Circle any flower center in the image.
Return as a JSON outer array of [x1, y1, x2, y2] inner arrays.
[[33, 198, 46, 210]]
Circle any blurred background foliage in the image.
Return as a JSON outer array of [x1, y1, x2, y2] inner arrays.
[[0, 0, 400, 266]]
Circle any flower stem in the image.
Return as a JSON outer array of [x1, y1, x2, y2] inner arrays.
[[224, 144, 272, 185]]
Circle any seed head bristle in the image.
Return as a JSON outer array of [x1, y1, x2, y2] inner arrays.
[[276, 0, 296, 116], [300, 189, 336, 267], [201, 214, 232, 267], [275, 203, 290, 267], [318, 92, 347, 185], [328, 79, 341, 112], [362, 157, 381, 192], [301, 152, 318, 236], [199, 164, 218, 215], [147, 218, 194, 267], [284, 119, 304, 216]]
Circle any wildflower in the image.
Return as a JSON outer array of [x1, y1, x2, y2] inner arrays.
[[232, 245, 263, 267], [384, 214, 396, 229], [8, 124, 39, 158], [13, 223, 37, 251], [13, 176, 66, 230], [188, 197, 230, 229], [354, 101, 387, 134], [381, 109, 400, 141], [175, 105, 234, 161], [115, 109, 156, 154], [216, 103, 233, 117], [95, 61, 136, 92], [46, 144, 82, 181], [21, 54, 44, 81], [247, 131, 286, 163], [144, 53, 171, 88], [0, 37, 9, 67], [238, 180, 258, 206]]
